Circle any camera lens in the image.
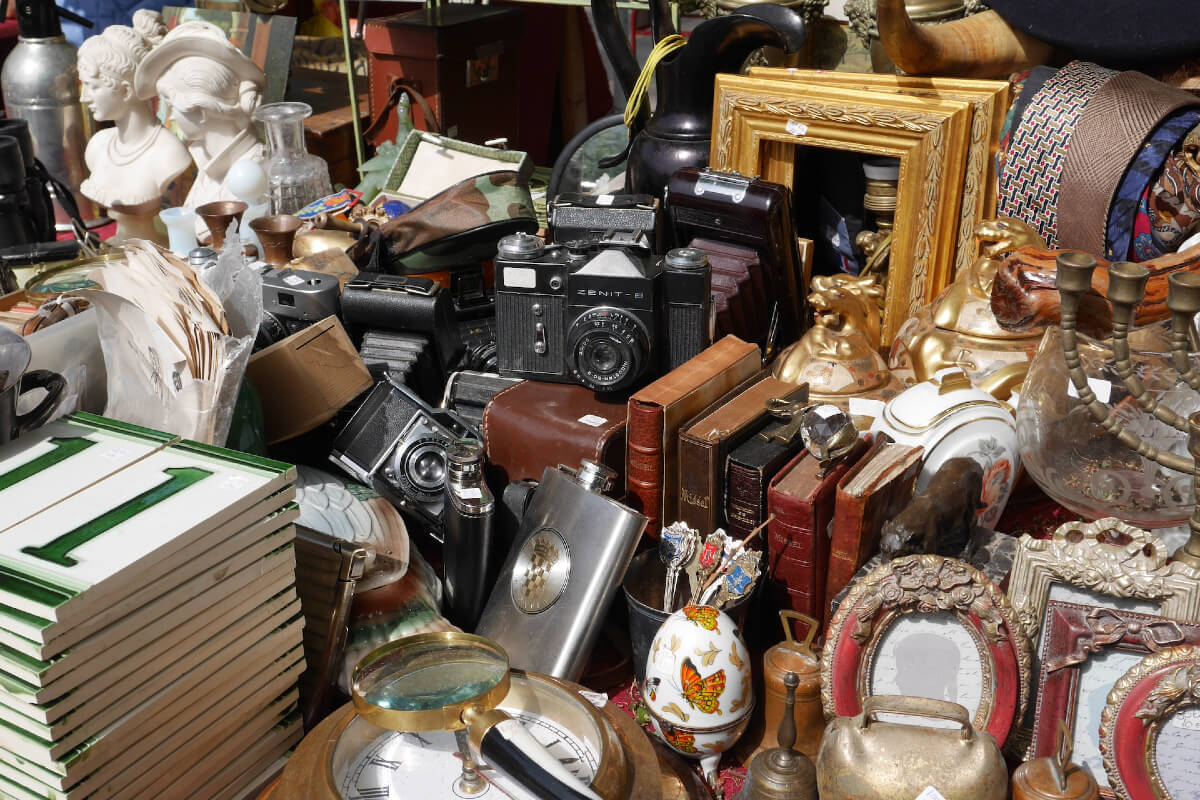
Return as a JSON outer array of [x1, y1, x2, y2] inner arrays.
[[566, 307, 650, 392], [405, 440, 447, 495]]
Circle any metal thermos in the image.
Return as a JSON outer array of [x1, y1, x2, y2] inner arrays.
[[760, 611, 824, 758], [1, 0, 98, 227], [442, 439, 497, 630]]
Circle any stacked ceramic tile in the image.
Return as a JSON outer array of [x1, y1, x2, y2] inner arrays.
[[0, 413, 305, 799]]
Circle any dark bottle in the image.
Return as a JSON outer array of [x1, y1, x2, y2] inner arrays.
[[442, 439, 496, 630]]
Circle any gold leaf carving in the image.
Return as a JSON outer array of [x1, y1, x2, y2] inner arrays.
[[661, 702, 690, 722], [695, 644, 721, 667]]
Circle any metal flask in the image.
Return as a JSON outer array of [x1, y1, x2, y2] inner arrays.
[[0, 0, 98, 227], [475, 460, 648, 681]]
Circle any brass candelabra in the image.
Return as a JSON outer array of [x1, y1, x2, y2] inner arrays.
[[1055, 252, 1200, 568]]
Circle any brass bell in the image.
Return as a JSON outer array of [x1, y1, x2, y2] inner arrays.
[[736, 673, 818, 800], [1012, 721, 1098, 800]]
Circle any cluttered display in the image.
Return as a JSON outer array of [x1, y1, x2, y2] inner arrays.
[[4, 0, 1200, 798]]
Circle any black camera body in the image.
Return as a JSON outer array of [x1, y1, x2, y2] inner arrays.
[[495, 233, 710, 393], [548, 193, 661, 252], [329, 373, 477, 535]]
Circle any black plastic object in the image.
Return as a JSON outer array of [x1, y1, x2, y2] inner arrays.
[[589, 0, 806, 197], [0, 136, 37, 249], [2, 0, 92, 38], [0, 119, 55, 243]]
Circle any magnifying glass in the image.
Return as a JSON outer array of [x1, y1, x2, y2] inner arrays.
[[352, 632, 604, 800]]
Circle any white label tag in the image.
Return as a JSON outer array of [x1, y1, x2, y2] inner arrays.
[[503, 267, 537, 289], [460, 487, 483, 500], [578, 414, 608, 427], [786, 119, 808, 136], [596, 194, 615, 206], [914, 787, 949, 800], [1066, 376, 1112, 404], [849, 397, 886, 418], [282, 274, 305, 286], [579, 690, 608, 709]]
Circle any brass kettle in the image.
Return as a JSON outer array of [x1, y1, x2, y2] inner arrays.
[[736, 673, 818, 800]]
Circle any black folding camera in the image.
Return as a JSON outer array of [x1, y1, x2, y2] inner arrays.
[[494, 232, 711, 393], [329, 373, 477, 535], [255, 266, 341, 349]]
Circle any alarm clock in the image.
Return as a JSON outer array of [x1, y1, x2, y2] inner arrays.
[[271, 670, 663, 799]]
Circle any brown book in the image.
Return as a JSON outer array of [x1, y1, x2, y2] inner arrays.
[[677, 373, 808, 534], [767, 438, 871, 625], [625, 336, 760, 536], [823, 439, 924, 628]]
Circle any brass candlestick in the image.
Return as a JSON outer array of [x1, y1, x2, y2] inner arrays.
[[1054, 253, 1200, 567]]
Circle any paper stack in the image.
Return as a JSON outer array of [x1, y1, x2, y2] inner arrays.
[[0, 412, 305, 799]]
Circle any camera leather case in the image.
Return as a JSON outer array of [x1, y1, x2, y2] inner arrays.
[[481, 379, 628, 495]]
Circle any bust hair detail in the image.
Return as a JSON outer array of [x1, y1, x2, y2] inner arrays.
[[156, 56, 261, 120], [77, 24, 153, 89]]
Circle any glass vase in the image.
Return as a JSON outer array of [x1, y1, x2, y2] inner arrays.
[[1016, 322, 1200, 527], [252, 102, 332, 215]]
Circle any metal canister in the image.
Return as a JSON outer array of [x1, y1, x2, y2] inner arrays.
[[1012, 757, 1099, 800], [761, 611, 823, 757], [0, 0, 97, 226]]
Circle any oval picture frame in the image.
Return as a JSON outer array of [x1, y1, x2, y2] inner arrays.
[[1100, 644, 1200, 800], [821, 554, 1032, 747]]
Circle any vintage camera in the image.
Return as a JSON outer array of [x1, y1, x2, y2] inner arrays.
[[548, 193, 660, 252], [330, 373, 477, 535], [255, 266, 341, 349], [494, 233, 711, 393]]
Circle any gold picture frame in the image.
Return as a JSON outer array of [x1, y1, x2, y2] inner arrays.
[[1007, 518, 1200, 648], [745, 69, 1011, 281], [711, 74, 973, 344]]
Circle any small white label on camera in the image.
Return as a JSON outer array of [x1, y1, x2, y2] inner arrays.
[[596, 194, 615, 206], [579, 414, 608, 427], [786, 120, 808, 137], [850, 397, 886, 418], [504, 267, 537, 288], [1066, 376, 1112, 404], [460, 487, 483, 500], [282, 274, 305, 286], [914, 788, 948, 800]]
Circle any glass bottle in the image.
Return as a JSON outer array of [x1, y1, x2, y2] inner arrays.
[[252, 102, 332, 215]]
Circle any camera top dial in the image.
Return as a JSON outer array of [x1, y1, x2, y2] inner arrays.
[[566, 306, 651, 393]]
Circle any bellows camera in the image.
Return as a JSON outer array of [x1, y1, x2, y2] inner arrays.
[[494, 233, 711, 393]]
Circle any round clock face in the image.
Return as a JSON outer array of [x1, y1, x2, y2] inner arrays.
[[338, 711, 599, 798]]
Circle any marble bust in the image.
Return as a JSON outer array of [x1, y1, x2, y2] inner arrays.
[[133, 20, 266, 228], [77, 11, 191, 244]]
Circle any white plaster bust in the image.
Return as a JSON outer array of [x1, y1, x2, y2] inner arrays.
[[133, 20, 267, 225], [77, 11, 191, 244]]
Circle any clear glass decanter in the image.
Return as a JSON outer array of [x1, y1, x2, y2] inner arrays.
[[252, 102, 332, 215]]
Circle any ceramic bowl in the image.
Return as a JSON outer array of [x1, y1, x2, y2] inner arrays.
[[642, 604, 753, 759]]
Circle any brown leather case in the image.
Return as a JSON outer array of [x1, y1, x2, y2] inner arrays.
[[725, 417, 808, 542], [767, 437, 870, 624], [482, 380, 628, 493], [626, 336, 761, 536], [364, 6, 522, 146], [824, 439, 923, 628], [677, 374, 808, 535]]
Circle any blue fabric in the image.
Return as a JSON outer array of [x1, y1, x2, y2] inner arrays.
[[1105, 109, 1200, 260], [59, 1, 170, 47]]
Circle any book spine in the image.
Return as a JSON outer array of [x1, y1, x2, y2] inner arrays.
[[766, 489, 821, 621], [626, 400, 666, 536], [825, 493, 866, 623], [726, 461, 765, 541], [677, 434, 720, 534]]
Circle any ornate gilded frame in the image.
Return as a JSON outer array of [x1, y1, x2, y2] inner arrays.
[[1008, 518, 1200, 648], [1100, 645, 1200, 800], [821, 554, 1032, 747], [1032, 601, 1198, 799], [744, 70, 1010, 282], [711, 74, 973, 344]]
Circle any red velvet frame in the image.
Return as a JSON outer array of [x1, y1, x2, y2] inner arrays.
[[1032, 600, 1200, 798]]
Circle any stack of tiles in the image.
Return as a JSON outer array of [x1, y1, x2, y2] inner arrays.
[[0, 413, 305, 799]]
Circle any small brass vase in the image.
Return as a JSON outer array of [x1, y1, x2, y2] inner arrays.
[[196, 201, 249, 251], [250, 214, 304, 266]]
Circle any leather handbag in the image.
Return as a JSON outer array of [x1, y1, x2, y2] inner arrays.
[[816, 696, 1007, 800], [482, 380, 628, 495]]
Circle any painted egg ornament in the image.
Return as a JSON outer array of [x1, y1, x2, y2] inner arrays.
[[642, 604, 754, 780]]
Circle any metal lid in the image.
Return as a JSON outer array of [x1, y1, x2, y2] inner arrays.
[[664, 247, 708, 271], [497, 233, 544, 260], [573, 460, 617, 493]]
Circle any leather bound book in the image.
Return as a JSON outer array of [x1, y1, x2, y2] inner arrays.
[[767, 437, 871, 625], [677, 374, 808, 534], [626, 335, 761, 536], [726, 418, 807, 542], [824, 439, 924, 626]]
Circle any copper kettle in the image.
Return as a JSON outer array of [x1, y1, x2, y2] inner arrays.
[[760, 611, 823, 757]]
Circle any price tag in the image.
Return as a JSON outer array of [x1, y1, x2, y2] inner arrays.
[[914, 787, 949, 800], [596, 194, 615, 206], [786, 119, 809, 137], [460, 487, 483, 500], [282, 273, 306, 287], [1066, 376, 1112, 404], [578, 414, 608, 428]]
